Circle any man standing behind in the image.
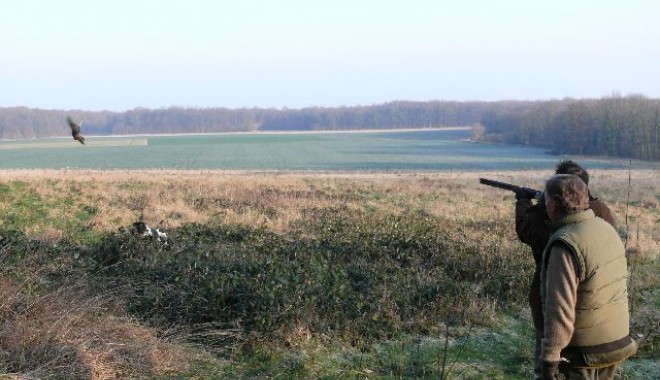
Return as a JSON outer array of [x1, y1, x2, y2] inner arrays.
[[540, 174, 636, 379], [515, 160, 617, 379]]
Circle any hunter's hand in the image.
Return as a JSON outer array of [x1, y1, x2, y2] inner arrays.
[[515, 188, 533, 200], [542, 361, 564, 379]]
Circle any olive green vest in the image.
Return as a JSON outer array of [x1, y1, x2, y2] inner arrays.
[[542, 209, 630, 348]]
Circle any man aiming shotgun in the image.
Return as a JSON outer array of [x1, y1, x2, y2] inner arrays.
[[480, 161, 619, 379]]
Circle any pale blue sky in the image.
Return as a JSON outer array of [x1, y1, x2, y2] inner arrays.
[[1, 0, 658, 111]]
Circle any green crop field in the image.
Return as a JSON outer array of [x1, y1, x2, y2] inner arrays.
[[1, 129, 652, 171]]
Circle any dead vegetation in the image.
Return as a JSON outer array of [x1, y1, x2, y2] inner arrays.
[[0, 274, 189, 379], [1, 168, 656, 258], [0, 169, 657, 378]]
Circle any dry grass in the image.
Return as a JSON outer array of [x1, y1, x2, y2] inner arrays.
[[2, 168, 657, 258], [0, 273, 189, 379]]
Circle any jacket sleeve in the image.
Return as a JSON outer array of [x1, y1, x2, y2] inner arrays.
[[541, 243, 579, 362], [515, 199, 536, 245], [516, 200, 552, 264]]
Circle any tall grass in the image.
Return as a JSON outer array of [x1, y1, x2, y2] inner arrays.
[[0, 238, 190, 378], [0, 169, 658, 378]]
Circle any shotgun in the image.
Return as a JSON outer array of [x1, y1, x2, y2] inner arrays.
[[479, 178, 543, 200]]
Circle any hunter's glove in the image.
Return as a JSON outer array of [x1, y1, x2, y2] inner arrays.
[[515, 188, 533, 200], [542, 361, 565, 380]]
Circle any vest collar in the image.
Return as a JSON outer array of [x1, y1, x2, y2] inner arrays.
[[550, 209, 595, 230]]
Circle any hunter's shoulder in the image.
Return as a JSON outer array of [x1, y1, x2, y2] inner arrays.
[[589, 198, 613, 213], [589, 198, 617, 228]]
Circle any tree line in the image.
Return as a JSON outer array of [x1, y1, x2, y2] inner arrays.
[[0, 102, 490, 139], [1, 95, 658, 161], [479, 94, 660, 161]]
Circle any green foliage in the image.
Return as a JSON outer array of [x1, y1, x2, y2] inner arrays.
[[0, 181, 100, 242], [0, 182, 47, 227], [84, 207, 531, 345], [629, 256, 660, 359], [1, 214, 658, 378]]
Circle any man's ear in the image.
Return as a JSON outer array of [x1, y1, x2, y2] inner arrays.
[[545, 197, 560, 221]]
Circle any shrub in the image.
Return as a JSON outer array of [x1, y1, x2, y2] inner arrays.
[[86, 207, 532, 345]]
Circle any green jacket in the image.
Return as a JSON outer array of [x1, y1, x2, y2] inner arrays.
[[542, 209, 636, 366]]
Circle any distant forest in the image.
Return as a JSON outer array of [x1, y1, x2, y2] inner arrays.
[[1, 94, 658, 161], [479, 95, 660, 161]]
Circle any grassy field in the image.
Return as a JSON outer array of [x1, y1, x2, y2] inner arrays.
[[0, 169, 658, 379], [1, 129, 654, 171]]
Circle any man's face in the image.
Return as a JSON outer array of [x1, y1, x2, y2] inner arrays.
[[544, 191, 560, 221]]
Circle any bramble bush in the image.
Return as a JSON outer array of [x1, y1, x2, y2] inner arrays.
[[85, 205, 532, 345]]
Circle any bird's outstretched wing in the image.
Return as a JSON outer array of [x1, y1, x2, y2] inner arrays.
[[66, 116, 85, 144], [67, 116, 80, 133]]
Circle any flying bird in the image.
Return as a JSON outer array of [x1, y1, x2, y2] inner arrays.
[[66, 116, 86, 145]]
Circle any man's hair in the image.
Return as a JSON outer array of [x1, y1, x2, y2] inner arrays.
[[545, 174, 589, 214], [555, 160, 589, 186]]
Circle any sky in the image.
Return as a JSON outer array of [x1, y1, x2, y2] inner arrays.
[[1, 0, 659, 111]]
